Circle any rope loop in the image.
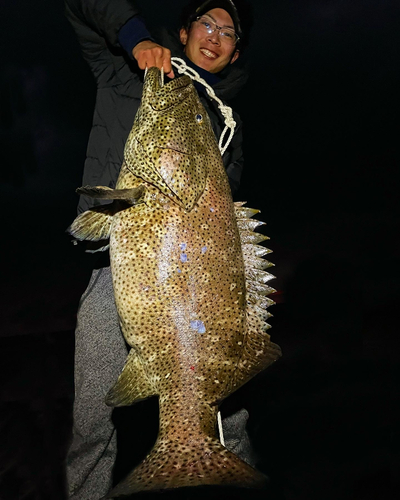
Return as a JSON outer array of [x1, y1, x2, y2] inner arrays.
[[171, 57, 236, 156]]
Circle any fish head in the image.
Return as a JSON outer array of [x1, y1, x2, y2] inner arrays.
[[124, 67, 220, 211]]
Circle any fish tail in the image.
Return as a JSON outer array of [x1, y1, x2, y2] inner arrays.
[[106, 435, 266, 497]]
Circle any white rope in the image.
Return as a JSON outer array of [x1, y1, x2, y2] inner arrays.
[[171, 57, 236, 156], [217, 411, 225, 446]]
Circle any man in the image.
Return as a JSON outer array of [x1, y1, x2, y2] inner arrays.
[[65, 1, 253, 498]]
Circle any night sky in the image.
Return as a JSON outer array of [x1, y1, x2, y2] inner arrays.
[[0, 1, 397, 499]]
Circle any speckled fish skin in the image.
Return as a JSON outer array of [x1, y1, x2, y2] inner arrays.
[[69, 67, 281, 497]]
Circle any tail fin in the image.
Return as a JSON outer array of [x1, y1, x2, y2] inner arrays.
[[106, 436, 266, 498]]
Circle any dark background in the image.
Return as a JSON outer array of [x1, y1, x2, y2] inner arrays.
[[0, 0, 396, 498]]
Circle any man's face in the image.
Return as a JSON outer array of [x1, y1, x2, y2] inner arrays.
[[180, 8, 239, 74]]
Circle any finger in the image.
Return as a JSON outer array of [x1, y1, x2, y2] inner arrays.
[[162, 50, 174, 78], [136, 52, 151, 70], [153, 47, 165, 70], [142, 52, 157, 70], [162, 49, 172, 73]]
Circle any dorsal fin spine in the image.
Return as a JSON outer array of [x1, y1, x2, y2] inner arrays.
[[225, 202, 282, 394]]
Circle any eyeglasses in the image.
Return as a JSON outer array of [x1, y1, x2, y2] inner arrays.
[[195, 15, 240, 46]]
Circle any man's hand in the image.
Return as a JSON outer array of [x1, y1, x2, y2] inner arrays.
[[132, 41, 175, 78]]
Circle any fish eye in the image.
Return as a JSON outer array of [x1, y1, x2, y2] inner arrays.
[[196, 114, 203, 123]]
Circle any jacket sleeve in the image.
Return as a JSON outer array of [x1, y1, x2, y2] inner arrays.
[[65, 0, 140, 46], [224, 112, 244, 196]]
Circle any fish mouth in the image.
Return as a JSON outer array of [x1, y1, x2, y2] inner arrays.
[[145, 67, 191, 92], [145, 71, 193, 111]]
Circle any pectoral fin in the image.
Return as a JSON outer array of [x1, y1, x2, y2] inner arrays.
[[67, 204, 116, 242], [105, 349, 156, 407], [68, 185, 145, 243], [77, 185, 145, 205]]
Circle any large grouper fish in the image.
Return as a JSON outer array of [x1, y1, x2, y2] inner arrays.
[[69, 67, 282, 497]]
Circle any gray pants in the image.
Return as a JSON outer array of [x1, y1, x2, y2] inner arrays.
[[66, 267, 255, 500]]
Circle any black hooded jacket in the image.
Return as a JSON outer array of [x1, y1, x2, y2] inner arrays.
[[65, 0, 247, 214]]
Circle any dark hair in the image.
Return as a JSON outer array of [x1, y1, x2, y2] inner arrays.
[[180, 0, 253, 50]]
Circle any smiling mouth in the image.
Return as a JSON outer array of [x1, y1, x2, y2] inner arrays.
[[200, 48, 218, 59]]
